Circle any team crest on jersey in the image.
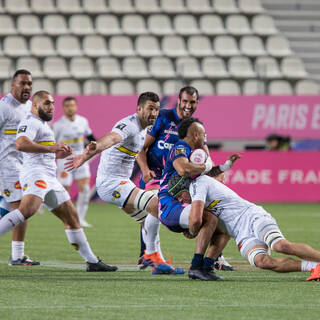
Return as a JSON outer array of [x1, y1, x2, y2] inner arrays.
[[3, 189, 12, 197], [116, 123, 126, 131], [35, 180, 47, 189], [14, 181, 21, 189], [18, 125, 27, 133], [175, 146, 186, 156], [23, 184, 30, 191], [60, 172, 68, 178], [112, 188, 121, 201]]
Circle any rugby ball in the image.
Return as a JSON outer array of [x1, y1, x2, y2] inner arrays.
[[189, 148, 207, 165]]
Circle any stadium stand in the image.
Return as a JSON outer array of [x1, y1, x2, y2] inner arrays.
[[0, 0, 318, 94]]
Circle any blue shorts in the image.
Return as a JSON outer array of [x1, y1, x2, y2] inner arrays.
[[159, 197, 189, 233]]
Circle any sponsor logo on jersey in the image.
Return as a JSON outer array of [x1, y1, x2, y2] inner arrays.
[[14, 181, 21, 189], [175, 146, 186, 156], [60, 172, 68, 178], [112, 188, 121, 201], [18, 125, 27, 133], [116, 123, 126, 131], [120, 181, 127, 185], [158, 140, 174, 150], [23, 184, 30, 191], [3, 189, 12, 197], [35, 180, 47, 189]]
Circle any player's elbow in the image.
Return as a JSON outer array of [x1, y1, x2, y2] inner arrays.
[[176, 166, 191, 177]]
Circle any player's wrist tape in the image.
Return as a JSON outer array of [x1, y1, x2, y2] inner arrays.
[[219, 160, 232, 172]]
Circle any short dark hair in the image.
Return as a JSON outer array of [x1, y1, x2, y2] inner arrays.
[[63, 96, 77, 105], [178, 117, 203, 139], [137, 91, 159, 107], [178, 86, 199, 101], [13, 69, 31, 79], [32, 90, 50, 102]]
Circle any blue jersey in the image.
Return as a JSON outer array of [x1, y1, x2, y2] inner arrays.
[[141, 108, 181, 185], [158, 140, 192, 199], [158, 140, 193, 233]]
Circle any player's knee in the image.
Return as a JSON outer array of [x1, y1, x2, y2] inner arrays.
[[133, 189, 158, 219], [272, 239, 293, 255], [247, 247, 269, 268]]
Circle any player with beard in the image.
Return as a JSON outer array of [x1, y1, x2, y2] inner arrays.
[[65, 92, 184, 275], [0, 69, 39, 265], [136, 87, 233, 271], [0, 91, 117, 272]]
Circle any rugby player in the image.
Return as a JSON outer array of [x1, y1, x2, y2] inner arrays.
[[0, 91, 117, 272], [166, 150, 320, 281], [158, 117, 239, 280], [0, 69, 39, 265], [53, 97, 96, 228], [65, 92, 184, 274], [137, 86, 233, 270]]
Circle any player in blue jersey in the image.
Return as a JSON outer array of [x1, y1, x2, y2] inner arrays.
[[136, 86, 200, 267], [158, 117, 239, 280], [136, 86, 233, 270]]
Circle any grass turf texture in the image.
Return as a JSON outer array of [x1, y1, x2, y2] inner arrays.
[[0, 203, 319, 320]]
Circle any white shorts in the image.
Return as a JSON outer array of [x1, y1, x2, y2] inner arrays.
[[0, 175, 23, 203], [20, 172, 70, 211], [179, 205, 192, 229], [96, 178, 136, 208], [57, 159, 91, 187]]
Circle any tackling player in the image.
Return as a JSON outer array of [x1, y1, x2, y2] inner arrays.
[[65, 92, 184, 275], [165, 146, 320, 281], [0, 69, 38, 266], [137, 86, 233, 270], [0, 91, 117, 272], [53, 97, 96, 228], [158, 117, 239, 280]]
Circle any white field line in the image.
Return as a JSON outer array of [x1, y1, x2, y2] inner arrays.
[[0, 304, 319, 310]]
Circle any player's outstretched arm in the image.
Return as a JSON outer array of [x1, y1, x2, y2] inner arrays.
[[65, 131, 122, 171], [207, 153, 241, 177], [136, 134, 156, 183], [16, 136, 71, 155]]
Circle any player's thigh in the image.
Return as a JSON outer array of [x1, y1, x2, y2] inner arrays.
[[57, 159, 73, 187], [76, 177, 90, 192]]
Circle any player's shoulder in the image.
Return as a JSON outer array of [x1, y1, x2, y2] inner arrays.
[[0, 94, 11, 111], [76, 114, 88, 123], [52, 116, 64, 127], [158, 108, 174, 119]]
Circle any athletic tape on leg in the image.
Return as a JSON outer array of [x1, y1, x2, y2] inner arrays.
[[248, 247, 268, 267], [263, 229, 285, 250], [133, 189, 156, 211]]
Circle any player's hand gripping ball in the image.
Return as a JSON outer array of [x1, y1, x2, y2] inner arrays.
[[189, 148, 207, 165]]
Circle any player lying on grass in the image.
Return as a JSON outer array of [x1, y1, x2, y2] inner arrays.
[[0, 91, 117, 272], [158, 117, 240, 280], [65, 92, 184, 275], [166, 162, 320, 281]]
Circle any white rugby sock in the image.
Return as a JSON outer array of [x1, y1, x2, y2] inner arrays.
[[76, 185, 90, 221], [301, 260, 319, 272], [144, 214, 160, 255], [65, 228, 98, 263], [12, 241, 24, 260], [155, 233, 165, 262], [0, 209, 25, 236]]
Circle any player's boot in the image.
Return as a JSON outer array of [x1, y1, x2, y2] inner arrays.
[[188, 267, 223, 281], [86, 259, 118, 272], [306, 264, 320, 281], [143, 252, 185, 275], [137, 254, 148, 270], [8, 255, 40, 266], [214, 254, 234, 271]]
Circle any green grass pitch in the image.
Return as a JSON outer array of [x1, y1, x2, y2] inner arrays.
[[0, 202, 319, 320]]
